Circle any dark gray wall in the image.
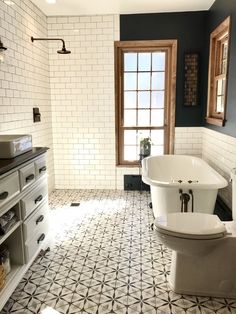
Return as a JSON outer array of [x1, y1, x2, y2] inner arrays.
[[120, 12, 208, 127], [206, 0, 236, 137]]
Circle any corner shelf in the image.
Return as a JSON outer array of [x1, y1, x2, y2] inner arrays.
[[5, 264, 22, 287], [0, 264, 24, 310], [0, 221, 21, 246]]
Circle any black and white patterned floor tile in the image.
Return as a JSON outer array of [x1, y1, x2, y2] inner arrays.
[[1, 190, 236, 314]]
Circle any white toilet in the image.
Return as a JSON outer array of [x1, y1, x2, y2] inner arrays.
[[154, 168, 236, 298]]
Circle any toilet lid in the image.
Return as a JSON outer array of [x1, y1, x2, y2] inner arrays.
[[155, 213, 227, 239]]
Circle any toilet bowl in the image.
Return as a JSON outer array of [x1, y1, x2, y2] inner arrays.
[[154, 168, 236, 298]]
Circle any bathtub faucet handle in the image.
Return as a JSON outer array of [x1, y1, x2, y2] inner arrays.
[[188, 180, 199, 184]]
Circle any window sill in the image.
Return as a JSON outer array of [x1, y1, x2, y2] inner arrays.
[[206, 117, 226, 127], [116, 163, 140, 168]]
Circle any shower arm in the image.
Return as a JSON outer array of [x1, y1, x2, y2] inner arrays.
[[31, 36, 71, 54], [31, 37, 66, 48]]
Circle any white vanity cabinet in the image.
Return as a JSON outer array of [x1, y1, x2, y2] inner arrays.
[[21, 179, 48, 219], [0, 172, 20, 207], [0, 148, 50, 310], [19, 162, 36, 191]]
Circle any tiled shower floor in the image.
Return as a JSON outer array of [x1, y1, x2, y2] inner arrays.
[[1, 190, 236, 314]]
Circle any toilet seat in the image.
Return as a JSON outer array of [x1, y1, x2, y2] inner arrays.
[[155, 212, 227, 240]]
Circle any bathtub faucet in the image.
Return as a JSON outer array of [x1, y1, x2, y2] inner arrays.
[[179, 189, 191, 212]]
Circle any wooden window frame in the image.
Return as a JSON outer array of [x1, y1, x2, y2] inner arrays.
[[114, 40, 177, 166], [206, 16, 231, 127]]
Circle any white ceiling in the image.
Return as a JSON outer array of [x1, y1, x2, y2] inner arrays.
[[31, 0, 215, 16]]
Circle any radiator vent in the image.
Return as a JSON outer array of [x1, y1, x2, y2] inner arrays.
[[124, 175, 150, 191]]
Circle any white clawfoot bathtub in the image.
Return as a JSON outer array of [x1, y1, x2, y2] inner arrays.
[[142, 155, 228, 217]]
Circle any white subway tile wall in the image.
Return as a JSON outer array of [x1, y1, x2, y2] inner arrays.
[[0, 0, 54, 191], [202, 128, 236, 208], [47, 15, 122, 189], [175, 127, 236, 209], [174, 127, 203, 157]]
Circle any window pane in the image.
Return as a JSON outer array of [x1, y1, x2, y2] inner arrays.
[[138, 109, 150, 126], [152, 72, 165, 90], [124, 130, 137, 145], [138, 130, 150, 143], [124, 110, 136, 126], [124, 92, 136, 108], [151, 130, 164, 145], [216, 96, 223, 113], [152, 52, 165, 71], [138, 73, 150, 90], [138, 92, 150, 109], [124, 130, 136, 145], [221, 59, 227, 74], [151, 91, 165, 108], [222, 78, 226, 95], [124, 146, 137, 161], [151, 145, 164, 155], [151, 109, 164, 126], [223, 42, 228, 59], [138, 130, 151, 154], [124, 73, 137, 90], [138, 53, 151, 71], [124, 53, 137, 71], [221, 42, 228, 74], [216, 78, 226, 98], [216, 79, 223, 96]]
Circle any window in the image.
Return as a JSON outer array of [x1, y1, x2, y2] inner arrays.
[[206, 16, 231, 126], [115, 40, 177, 166]]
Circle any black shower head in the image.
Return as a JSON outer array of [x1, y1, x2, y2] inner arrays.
[[31, 36, 71, 55], [57, 46, 71, 54]]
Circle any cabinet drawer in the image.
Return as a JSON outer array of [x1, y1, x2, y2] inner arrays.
[[23, 201, 48, 241], [21, 181, 48, 219], [0, 172, 20, 207], [24, 222, 49, 262], [19, 163, 36, 191], [35, 156, 47, 179]]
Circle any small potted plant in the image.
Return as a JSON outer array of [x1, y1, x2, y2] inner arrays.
[[140, 137, 151, 157]]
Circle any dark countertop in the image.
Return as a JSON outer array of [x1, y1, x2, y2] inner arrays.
[[0, 147, 49, 176]]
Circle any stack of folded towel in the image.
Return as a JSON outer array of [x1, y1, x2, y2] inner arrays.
[[0, 210, 17, 236]]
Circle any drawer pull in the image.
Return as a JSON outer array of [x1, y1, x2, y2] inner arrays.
[[37, 233, 45, 244], [0, 191, 9, 200], [35, 195, 43, 204], [36, 215, 44, 225], [26, 174, 35, 182], [39, 166, 47, 173]]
